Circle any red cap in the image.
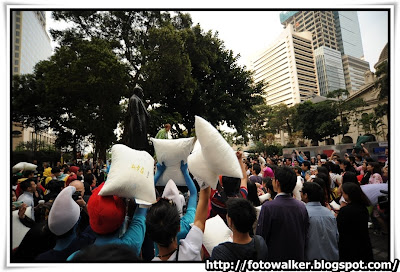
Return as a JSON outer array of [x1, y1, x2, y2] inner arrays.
[[66, 174, 77, 186], [70, 166, 79, 174], [88, 182, 126, 235]]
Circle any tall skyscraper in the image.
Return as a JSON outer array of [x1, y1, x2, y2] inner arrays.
[[251, 24, 319, 107], [12, 11, 52, 75], [280, 10, 370, 94], [11, 10, 55, 150], [314, 46, 346, 96], [334, 11, 364, 59]]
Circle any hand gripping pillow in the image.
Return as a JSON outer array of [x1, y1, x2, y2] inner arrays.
[[151, 137, 195, 186], [187, 141, 219, 189], [99, 144, 156, 205], [12, 207, 32, 249], [203, 214, 233, 256], [194, 116, 243, 179], [12, 162, 37, 174]]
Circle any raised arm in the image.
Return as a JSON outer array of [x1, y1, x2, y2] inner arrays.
[[181, 160, 197, 210], [237, 151, 248, 190], [154, 162, 166, 186], [193, 186, 211, 233]]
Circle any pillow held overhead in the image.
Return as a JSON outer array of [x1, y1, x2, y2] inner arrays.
[[194, 116, 243, 179], [151, 137, 195, 186], [12, 162, 37, 174], [203, 214, 233, 256], [187, 144, 219, 189], [99, 144, 156, 205]]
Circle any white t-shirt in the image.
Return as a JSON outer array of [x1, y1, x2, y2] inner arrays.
[[152, 225, 203, 261]]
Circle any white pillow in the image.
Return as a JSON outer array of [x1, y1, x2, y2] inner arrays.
[[258, 193, 271, 204], [187, 143, 219, 189], [292, 177, 303, 201], [151, 137, 195, 186], [203, 215, 233, 256], [12, 207, 32, 249], [195, 116, 242, 179], [99, 144, 156, 206], [12, 162, 37, 173], [162, 179, 186, 217]]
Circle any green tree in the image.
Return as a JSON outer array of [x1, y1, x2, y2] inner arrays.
[[51, 11, 264, 140], [292, 101, 341, 144], [374, 60, 389, 100], [326, 89, 365, 139], [12, 38, 130, 161], [246, 104, 273, 143]]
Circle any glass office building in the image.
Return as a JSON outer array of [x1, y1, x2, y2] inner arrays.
[[314, 46, 346, 96], [12, 11, 52, 75], [334, 11, 364, 59]]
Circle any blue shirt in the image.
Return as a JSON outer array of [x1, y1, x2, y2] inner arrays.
[[305, 202, 339, 261]]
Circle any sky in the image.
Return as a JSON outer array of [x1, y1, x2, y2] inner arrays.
[[46, 10, 389, 72]]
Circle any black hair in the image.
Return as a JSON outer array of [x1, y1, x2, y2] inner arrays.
[[221, 176, 241, 197], [317, 166, 329, 176], [146, 198, 180, 248], [331, 163, 342, 175], [312, 178, 327, 206], [368, 162, 382, 175], [84, 174, 94, 185], [316, 172, 331, 200], [226, 198, 256, 234], [342, 160, 356, 173], [23, 170, 34, 178], [348, 155, 356, 164], [71, 244, 140, 262], [246, 181, 261, 207], [293, 166, 302, 175], [274, 166, 296, 193], [320, 153, 328, 160], [302, 182, 323, 203], [20, 179, 33, 192], [252, 164, 261, 175], [302, 161, 311, 169], [51, 167, 60, 174], [342, 171, 359, 185], [263, 177, 277, 198], [342, 182, 370, 207]]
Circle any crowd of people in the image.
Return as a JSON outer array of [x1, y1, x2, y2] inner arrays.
[[10, 142, 389, 263]]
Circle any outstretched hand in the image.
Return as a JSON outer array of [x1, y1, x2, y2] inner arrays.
[[180, 160, 188, 173], [156, 162, 166, 173]]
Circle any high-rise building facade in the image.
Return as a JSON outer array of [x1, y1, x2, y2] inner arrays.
[[11, 10, 55, 150], [334, 11, 364, 59], [12, 11, 52, 75], [342, 55, 371, 95], [251, 24, 319, 107], [280, 10, 369, 94], [314, 46, 346, 96], [280, 11, 338, 51]]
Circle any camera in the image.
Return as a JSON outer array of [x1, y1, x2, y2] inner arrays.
[[72, 191, 82, 201]]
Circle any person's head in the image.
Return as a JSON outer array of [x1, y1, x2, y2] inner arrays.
[[273, 166, 296, 194], [342, 160, 356, 173], [316, 166, 329, 177], [293, 166, 302, 176], [47, 180, 65, 198], [301, 182, 323, 203], [348, 155, 356, 164], [84, 174, 96, 186], [367, 162, 381, 175], [312, 177, 327, 205], [164, 123, 171, 131], [77, 168, 84, 176], [341, 182, 370, 206], [293, 160, 299, 167], [262, 177, 276, 198], [23, 170, 34, 178], [330, 163, 342, 175], [12, 190, 17, 202], [221, 176, 241, 197], [301, 161, 311, 171], [355, 154, 362, 162], [146, 198, 180, 248], [252, 163, 261, 175], [71, 244, 140, 262], [51, 167, 61, 177], [69, 180, 85, 197], [246, 181, 261, 207], [226, 198, 256, 234], [342, 171, 359, 185], [320, 153, 328, 160], [20, 179, 36, 193]]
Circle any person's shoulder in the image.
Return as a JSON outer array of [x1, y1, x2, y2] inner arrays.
[[211, 242, 234, 261]]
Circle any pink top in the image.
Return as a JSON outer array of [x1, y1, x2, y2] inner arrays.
[[369, 173, 383, 184], [263, 167, 274, 178]]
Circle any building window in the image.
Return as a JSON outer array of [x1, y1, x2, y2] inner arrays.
[[15, 60, 19, 65], [16, 11, 20, 15], [14, 67, 18, 72], [15, 45, 19, 50], [16, 24, 20, 29], [16, 38, 19, 43], [16, 17, 20, 22], [15, 53, 19, 58], [16, 31, 20, 37]]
